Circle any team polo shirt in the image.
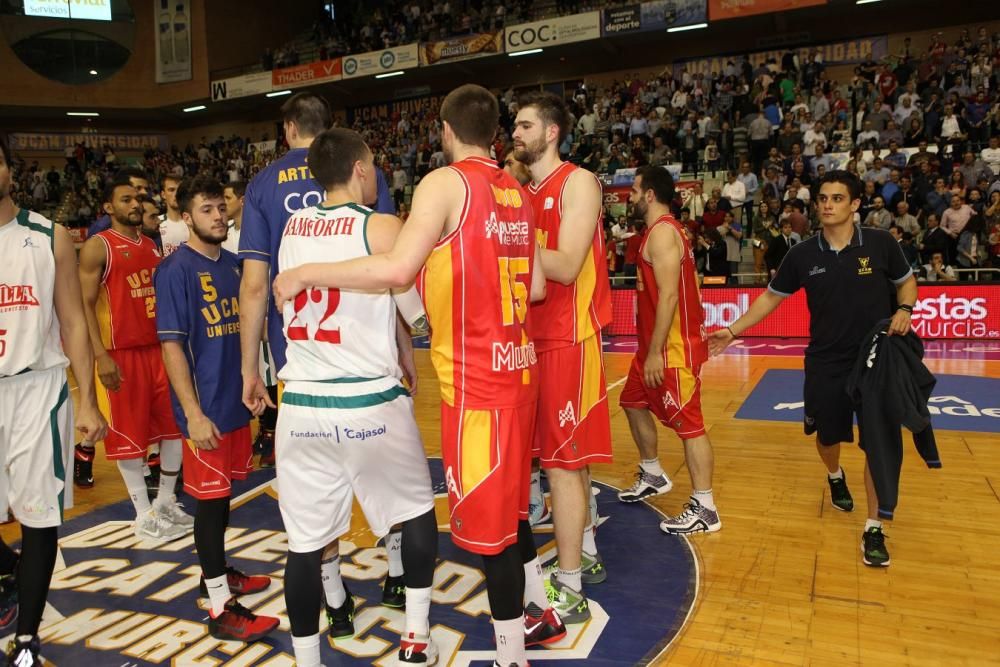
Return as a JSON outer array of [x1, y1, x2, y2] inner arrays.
[[238, 147, 394, 373], [154, 244, 250, 437], [769, 225, 912, 366]]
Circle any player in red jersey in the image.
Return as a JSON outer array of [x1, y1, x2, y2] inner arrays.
[[273, 84, 565, 667], [513, 91, 613, 621], [78, 174, 193, 542], [619, 166, 721, 534]]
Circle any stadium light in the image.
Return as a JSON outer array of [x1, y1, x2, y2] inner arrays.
[[667, 23, 708, 33], [856, 0, 882, 3], [183, 105, 207, 112], [266, 90, 292, 98], [89, 69, 98, 75], [66, 112, 99, 117], [509, 48, 543, 57], [375, 71, 404, 79]]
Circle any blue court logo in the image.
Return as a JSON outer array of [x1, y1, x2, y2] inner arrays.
[[28, 460, 697, 665]]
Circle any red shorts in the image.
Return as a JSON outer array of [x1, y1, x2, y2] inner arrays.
[[97, 345, 181, 460], [620, 359, 706, 438], [440, 401, 534, 555], [183, 425, 253, 500], [533, 335, 613, 470]]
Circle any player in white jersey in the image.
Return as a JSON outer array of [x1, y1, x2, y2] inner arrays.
[[221, 180, 244, 255], [272, 128, 439, 667], [159, 174, 189, 256], [0, 135, 107, 666]]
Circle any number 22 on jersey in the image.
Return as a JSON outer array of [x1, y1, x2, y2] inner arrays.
[[287, 288, 342, 344]]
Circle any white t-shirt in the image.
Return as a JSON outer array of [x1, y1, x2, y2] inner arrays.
[[981, 147, 1000, 175], [158, 215, 190, 256], [221, 221, 240, 255]]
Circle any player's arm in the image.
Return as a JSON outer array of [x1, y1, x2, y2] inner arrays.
[[53, 227, 107, 444], [238, 258, 274, 415], [887, 236, 918, 337], [643, 224, 681, 388], [709, 290, 785, 356], [77, 235, 121, 391], [539, 169, 604, 285], [272, 168, 461, 308], [395, 312, 418, 396], [530, 243, 547, 302], [363, 212, 429, 329], [161, 342, 220, 449]]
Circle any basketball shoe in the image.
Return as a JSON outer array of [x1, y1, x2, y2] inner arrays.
[[383, 574, 406, 608], [543, 551, 607, 585], [208, 599, 279, 642], [528, 495, 551, 526], [6, 634, 41, 666], [828, 472, 854, 512], [659, 498, 722, 534], [153, 493, 195, 528], [397, 631, 438, 664], [254, 429, 275, 468], [524, 603, 566, 646], [326, 585, 355, 640], [544, 577, 590, 624], [0, 571, 17, 633], [862, 526, 890, 567], [617, 467, 673, 502], [73, 444, 95, 488], [199, 566, 272, 597], [134, 509, 189, 542]]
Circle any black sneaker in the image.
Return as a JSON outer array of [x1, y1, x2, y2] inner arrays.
[[382, 574, 405, 609], [255, 430, 275, 468], [326, 586, 355, 640], [6, 634, 41, 666], [862, 526, 890, 567], [0, 571, 17, 633], [73, 444, 95, 488], [827, 472, 854, 512]]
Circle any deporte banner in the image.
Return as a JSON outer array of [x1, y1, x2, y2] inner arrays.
[[505, 12, 602, 52], [600, 0, 707, 36], [342, 43, 420, 78], [271, 59, 342, 89], [420, 31, 503, 65], [602, 5, 642, 35]]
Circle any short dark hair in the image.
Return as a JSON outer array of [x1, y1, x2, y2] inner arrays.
[[635, 166, 675, 205], [308, 128, 370, 191], [0, 134, 11, 166], [162, 174, 182, 187], [440, 84, 499, 150], [225, 180, 246, 197], [518, 90, 571, 144], [117, 167, 148, 183], [176, 175, 224, 215], [103, 171, 136, 204], [818, 169, 862, 200], [281, 92, 332, 138]]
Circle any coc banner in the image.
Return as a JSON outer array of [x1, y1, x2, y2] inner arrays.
[[420, 31, 503, 65], [708, 0, 825, 21], [155, 0, 192, 83], [607, 285, 1000, 339], [505, 12, 601, 52]]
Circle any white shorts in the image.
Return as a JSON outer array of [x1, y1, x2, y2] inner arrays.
[[260, 342, 276, 387], [275, 377, 435, 553], [0, 366, 74, 528]]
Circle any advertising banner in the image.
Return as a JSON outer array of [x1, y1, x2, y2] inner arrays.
[[347, 94, 447, 124], [342, 43, 420, 79], [155, 0, 192, 83], [272, 59, 342, 89], [25, 0, 112, 20], [602, 5, 642, 36], [505, 12, 601, 52], [421, 31, 503, 65], [708, 0, 826, 21], [8, 132, 169, 153], [640, 0, 707, 31], [210, 71, 273, 102]]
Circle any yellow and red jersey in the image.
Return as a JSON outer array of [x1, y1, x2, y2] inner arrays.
[[526, 161, 612, 352], [94, 229, 161, 350], [418, 156, 538, 409]]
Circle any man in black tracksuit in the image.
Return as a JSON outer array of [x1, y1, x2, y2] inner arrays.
[[710, 170, 919, 568]]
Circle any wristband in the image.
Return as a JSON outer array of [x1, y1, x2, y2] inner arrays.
[[726, 326, 737, 337], [897, 304, 913, 314]]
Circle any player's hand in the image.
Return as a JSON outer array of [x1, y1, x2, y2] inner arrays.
[[708, 328, 736, 357], [96, 353, 122, 391], [643, 354, 664, 389], [188, 412, 221, 450], [400, 353, 418, 397], [272, 268, 305, 311], [242, 374, 276, 417], [76, 403, 108, 444], [887, 309, 912, 336]]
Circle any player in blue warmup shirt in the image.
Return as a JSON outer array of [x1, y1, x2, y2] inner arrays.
[[154, 175, 280, 643]]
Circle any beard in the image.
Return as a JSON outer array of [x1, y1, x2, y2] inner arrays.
[[512, 136, 546, 166], [192, 225, 227, 245], [116, 210, 142, 227]]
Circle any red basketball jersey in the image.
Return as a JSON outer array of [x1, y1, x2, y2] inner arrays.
[[636, 215, 708, 369], [526, 161, 612, 352], [417, 156, 537, 409], [95, 229, 161, 350]]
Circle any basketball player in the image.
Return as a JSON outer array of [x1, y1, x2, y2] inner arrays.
[[620, 166, 721, 535], [0, 134, 108, 666], [78, 173, 193, 541], [139, 196, 164, 251], [273, 128, 439, 667], [710, 170, 917, 567], [502, 151, 531, 187], [273, 84, 566, 667], [221, 180, 244, 254], [85, 167, 150, 238], [154, 175, 279, 642], [159, 174, 189, 256], [513, 91, 613, 620]]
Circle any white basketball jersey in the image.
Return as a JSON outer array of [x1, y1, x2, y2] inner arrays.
[[277, 204, 399, 383], [158, 215, 189, 256], [221, 220, 240, 255], [0, 210, 69, 377]]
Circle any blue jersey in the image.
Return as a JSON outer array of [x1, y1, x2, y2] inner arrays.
[[238, 146, 394, 372], [154, 244, 250, 437]]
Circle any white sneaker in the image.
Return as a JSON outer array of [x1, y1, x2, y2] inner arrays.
[[617, 467, 673, 503], [397, 631, 438, 665], [154, 493, 195, 527], [135, 509, 189, 541]]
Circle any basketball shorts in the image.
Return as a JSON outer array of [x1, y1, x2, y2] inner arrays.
[[183, 425, 253, 500], [533, 334, 613, 470], [260, 342, 276, 388], [275, 378, 434, 553], [620, 359, 706, 438], [803, 359, 858, 446], [0, 367, 73, 528], [96, 344, 181, 460], [441, 401, 535, 555]]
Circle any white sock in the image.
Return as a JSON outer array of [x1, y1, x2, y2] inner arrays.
[[582, 523, 598, 556], [404, 586, 431, 637], [493, 616, 526, 666], [204, 573, 231, 617], [118, 458, 151, 516], [640, 458, 664, 476], [157, 439, 183, 497], [556, 567, 582, 593], [530, 469, 542, 500], [142, 462, 151, 477], [828, 467, 844, 480], [291, 634, 321, 667], [588, 485, 598, 526], [321, 556, 347, 608], [864, 519, 882, 531], [522, 557, 548, 612], [386, 530, 404, 577], [692, 489, 716, 511]]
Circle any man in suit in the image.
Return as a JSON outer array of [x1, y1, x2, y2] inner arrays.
[[765, 219, 797, 277], [919, 213, 951, 264]]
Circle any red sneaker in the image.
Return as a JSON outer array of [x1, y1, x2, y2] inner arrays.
[[524, 606, 566, 647], [208, 599, 279, 642], [200, 566, 271, 597], [398, 631, 438, 664]]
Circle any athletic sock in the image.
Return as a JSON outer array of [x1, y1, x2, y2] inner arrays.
[[828, 467, 845, 480], [530, 469, 542, 499], [118, 458, 152, 516], [493, 616, 526, 667], [522, 557, 548, 611], [692, 489, 717, 511], [321, 556, 347, 608], [204, 574, 231, 617], [556, 568, 582, 594], [582, 523, 598, 556], [291, 633, 321, 667], [640, 458, 664, 476], [404, 586, 432, 637], [158, 439, 183, 497], [386, 529, 404, 577], [864, 519, 882, 531]]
